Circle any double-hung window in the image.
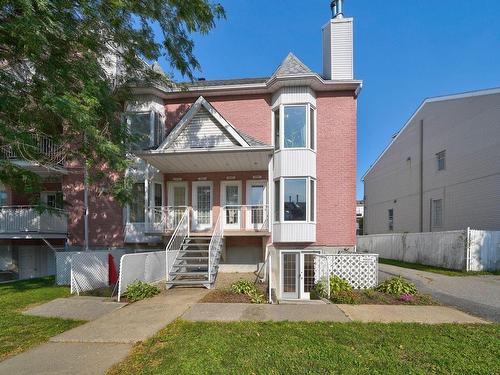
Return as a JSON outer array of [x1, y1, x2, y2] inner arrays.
[[431, 199, 443, 228], [436, 150, 446, 171], [126, 111, 163, 150], [274, 104, 316, 150]]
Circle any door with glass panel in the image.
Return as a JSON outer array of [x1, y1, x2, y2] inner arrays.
[[167, 182, 187, 230], [281, 251, 319, 300], [246, 180, 266, 230], [221, 181, 241, 230], [192, 181, 212, 231]]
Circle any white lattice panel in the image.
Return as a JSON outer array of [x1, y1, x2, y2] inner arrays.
[[70, 253, 109, 294], [314, 254, 378, 289]]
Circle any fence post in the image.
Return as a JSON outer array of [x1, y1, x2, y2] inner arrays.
[[465, 227, 471, 272]]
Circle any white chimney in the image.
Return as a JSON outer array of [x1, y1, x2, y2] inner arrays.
[[322, 1, 353, 80]]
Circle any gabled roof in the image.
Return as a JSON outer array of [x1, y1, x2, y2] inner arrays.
[[362, 87, 500, 180], [272, 53, 312, 77], [158, 96, 271, 151]]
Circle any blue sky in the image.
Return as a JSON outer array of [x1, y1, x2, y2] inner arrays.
[[158, 0, 500, 199]]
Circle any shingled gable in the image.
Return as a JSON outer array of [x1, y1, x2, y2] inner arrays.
[[158, 96, 251, 150], [271, 52, 313, 77]]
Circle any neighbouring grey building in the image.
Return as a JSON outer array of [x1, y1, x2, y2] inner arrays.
[[363, 88, 500, 234]]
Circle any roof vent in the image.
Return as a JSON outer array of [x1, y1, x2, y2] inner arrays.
[[330, 0, 344, 19]]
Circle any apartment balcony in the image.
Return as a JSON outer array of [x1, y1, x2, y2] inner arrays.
[[124, 205, 270, 243], [0, 206, 68, 239], [0, 134, 67, 176]]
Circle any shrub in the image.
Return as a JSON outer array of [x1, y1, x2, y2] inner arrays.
[[230, 279, 256, 295], [229, 279, 265, 304], [312, 275, 352, 299], [376, 276, 418, 296], [124, 280, 161, 302], [330, 290, 359, 304]]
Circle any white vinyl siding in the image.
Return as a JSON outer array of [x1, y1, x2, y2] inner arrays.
[[322, 18, 353, 80], [364, 90, 500, 234], [171, 107, 238, 149]]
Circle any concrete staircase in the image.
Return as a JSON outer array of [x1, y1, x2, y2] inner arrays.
[[166, 236, 221, 288]]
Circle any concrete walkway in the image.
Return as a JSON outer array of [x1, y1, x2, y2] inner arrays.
[[0, 287, 207, 375], [182, 302, 487, 324], [379, 264, 500, 322], [183, 303, 351, 322], [24, 296, 126, 321]]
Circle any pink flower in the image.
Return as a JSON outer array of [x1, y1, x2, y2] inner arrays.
[[399, 293, 413, 302]]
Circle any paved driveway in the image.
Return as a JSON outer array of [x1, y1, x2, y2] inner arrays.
[[379, 264, 500, 322]]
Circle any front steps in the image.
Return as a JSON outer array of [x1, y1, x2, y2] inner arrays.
[[166, 236, 221, 288]]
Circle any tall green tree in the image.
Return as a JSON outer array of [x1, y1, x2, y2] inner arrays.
[[0, 0, 225, 203]]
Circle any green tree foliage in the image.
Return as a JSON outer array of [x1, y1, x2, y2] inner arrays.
[[0, 0, 225, 203]]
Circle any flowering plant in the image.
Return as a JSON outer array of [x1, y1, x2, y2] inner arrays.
[[399, 293, 413, 302]]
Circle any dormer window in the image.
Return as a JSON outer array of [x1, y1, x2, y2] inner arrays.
[[126, 111, 163, 150], [274, 103, 316, 150]]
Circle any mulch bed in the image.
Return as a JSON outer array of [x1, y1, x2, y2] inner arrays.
[[200, 283, 268, 304]]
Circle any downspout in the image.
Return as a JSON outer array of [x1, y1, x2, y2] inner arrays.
[[419, 120, 424, 232], [84, 159, 89, 251]]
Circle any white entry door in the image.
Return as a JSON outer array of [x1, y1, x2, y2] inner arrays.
[[246, 180, 266, 230], [281, 251, 319, 300], [167, 182, 188, 229], [192, 181, 213, 231], [221, 181, 241, 230]]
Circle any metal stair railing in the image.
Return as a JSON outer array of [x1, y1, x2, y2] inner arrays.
[[207, 208, 224, 285], [165, 207, 189, 284]]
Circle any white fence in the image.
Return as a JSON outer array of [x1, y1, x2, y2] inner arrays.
[[55, 249, 128, 285], [357, 229, 500, 271], [70, 252, 109, 295], [314, 254, 378, 290], [117, 251, 166, 301]]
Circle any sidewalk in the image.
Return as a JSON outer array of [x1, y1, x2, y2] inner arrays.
[[182, 302, 488, 324], [0, 287, 207, 375]]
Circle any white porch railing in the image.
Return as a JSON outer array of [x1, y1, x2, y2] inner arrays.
[[145, 206, 188, 233], [0, 206, 67, 234], [208, 209, 224, 285], [222, 204, 269, 232], [165, 207, 189, 283], [1, 134, 66, 166]]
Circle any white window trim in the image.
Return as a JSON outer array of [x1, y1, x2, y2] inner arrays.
[[275, 176, 316, 224], [272, 103, 316, 153]]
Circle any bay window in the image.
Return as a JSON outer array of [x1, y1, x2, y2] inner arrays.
[[284, 106, 307, 148], [126, 111, 163, 150], [274, 177, 316, 223], [273, 104, 316, 150]]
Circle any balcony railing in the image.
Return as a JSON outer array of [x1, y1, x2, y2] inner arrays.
[[222, 205, 269, 232], [0, 134, 66, 166], [0, 206, 68, 235]]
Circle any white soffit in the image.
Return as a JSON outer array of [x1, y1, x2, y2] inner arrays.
[[139, 148, 272, 173]]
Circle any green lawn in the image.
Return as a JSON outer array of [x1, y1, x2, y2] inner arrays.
[[0, 276, 84, 361], [379, 258, 500, 276], [108, 320, 500, 375]]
